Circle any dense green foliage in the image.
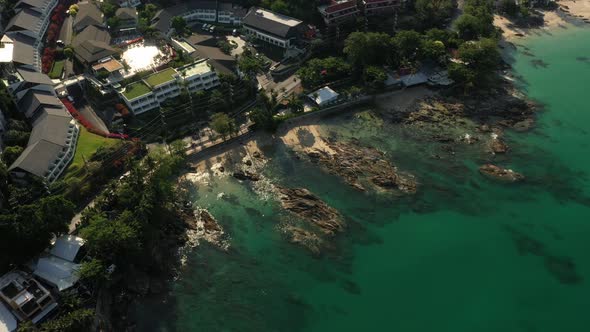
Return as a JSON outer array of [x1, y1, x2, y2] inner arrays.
[[0, 194, 75, 270], [344, 32, 395, 67], [363, 66, 387, 89], [39, 309, 95, 332], [77, 145, 187, 285], [455, 0, 496, 40], [210, 112, 238, 139], [297, 57, 351, 87], [414, 0, 455, 29], [171, 16, 187, 36], [249, 106, 277, 131], [238, 49, 266, 78], [448, 38, 501, 90], [1, 146, 23, 165]]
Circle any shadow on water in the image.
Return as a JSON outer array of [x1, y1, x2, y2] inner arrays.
[[502, 224, 583, 285]]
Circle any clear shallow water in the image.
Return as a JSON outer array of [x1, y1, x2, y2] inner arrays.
[[135, 26, 590, 332]]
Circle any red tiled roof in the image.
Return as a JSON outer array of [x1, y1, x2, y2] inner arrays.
[[325, 1, 357, 13]]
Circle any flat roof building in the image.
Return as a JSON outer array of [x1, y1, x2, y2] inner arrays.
[[0, 271, 58, 324], [318, 0, 360, 25], [151, 1, 245, 37], [242, 7, 304, 49], [119, 59, 220, 115]]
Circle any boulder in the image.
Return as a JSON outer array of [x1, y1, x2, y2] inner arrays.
[[233, 170, 260, 181], [490, 138, 509, 154], [479, 164, 524, 182]]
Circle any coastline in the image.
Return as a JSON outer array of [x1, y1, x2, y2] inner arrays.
[[131, 7, 584, 330], [494, 2, 590, 42], [185, 86, 434, 171]]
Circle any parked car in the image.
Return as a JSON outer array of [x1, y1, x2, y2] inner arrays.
[[56, 40, 65, 47], [209, 26, 215, 33], [202, 23, 208, 30], [232, 29, 239, 36]]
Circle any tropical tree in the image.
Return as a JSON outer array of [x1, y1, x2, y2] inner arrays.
[[343, 32, 395, 67], [171, 16, 187, 36], [63, 47, 74, 59], [249, 107, 277, 131], [209, 113, 237, 139], [80, 212, 141, 262], [297, 57, 351, 87], [1, 145, 23, 165], [363, 66, 387, 89], [455, 14, 486, 40], [238, 49, 264, 78], [393, 30, 423, 62], [449, 38, 500, 90], [415, 0, 455, 29]]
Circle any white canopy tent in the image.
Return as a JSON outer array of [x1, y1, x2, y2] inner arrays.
[[308, 86, 339, 106], [33, 256, 81, 292], [50, 235, 85, 262]]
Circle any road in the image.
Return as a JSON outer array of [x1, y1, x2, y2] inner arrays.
[[69, 200, 95, 233], [58, 16, 74, 78], [79, 104, 109, 133]]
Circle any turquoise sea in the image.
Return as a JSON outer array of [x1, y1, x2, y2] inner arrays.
[[135, 25, 590, 331]]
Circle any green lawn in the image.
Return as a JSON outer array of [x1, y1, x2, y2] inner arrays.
[[122, 81, 152, 100], [49, 60, 65, 79], [65, 127, 118, 178], [144, 68, 176, 87]]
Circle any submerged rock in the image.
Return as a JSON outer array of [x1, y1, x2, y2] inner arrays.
[[282, 225, 323, 255], [512, 117, 535, 132], [479, 164, 524, 182], [278, 187, 344, 235], [490, 137, 509, 154], [233, 170, 260, 181]]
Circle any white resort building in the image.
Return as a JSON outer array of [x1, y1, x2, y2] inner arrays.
[[120, 59, 220, 115], [151, 1, 246, 37]]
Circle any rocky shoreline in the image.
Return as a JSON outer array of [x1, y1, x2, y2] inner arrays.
[[303, 139, 418, 194], [399, 85, 537, 132]]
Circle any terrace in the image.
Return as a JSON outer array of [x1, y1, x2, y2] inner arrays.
[[0, 271, 57, 323], [178, 60, 211, 77], [122, 81, 152, 100], [119, 40, 174, 75], [144, 67, 177, 87]]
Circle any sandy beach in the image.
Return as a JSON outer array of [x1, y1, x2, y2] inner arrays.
[[494, 1, 590, 41]]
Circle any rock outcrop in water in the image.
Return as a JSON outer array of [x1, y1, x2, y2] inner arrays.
[[305, 140, 417, 194], [282, 225, 324, 255], [232, 169, 260, 181], [399, 85, 536, 134], [479, 164, 524, 182], [490, 137, 509, 154], [278, 187, 344, 235], [186, 209, 230, 251]]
